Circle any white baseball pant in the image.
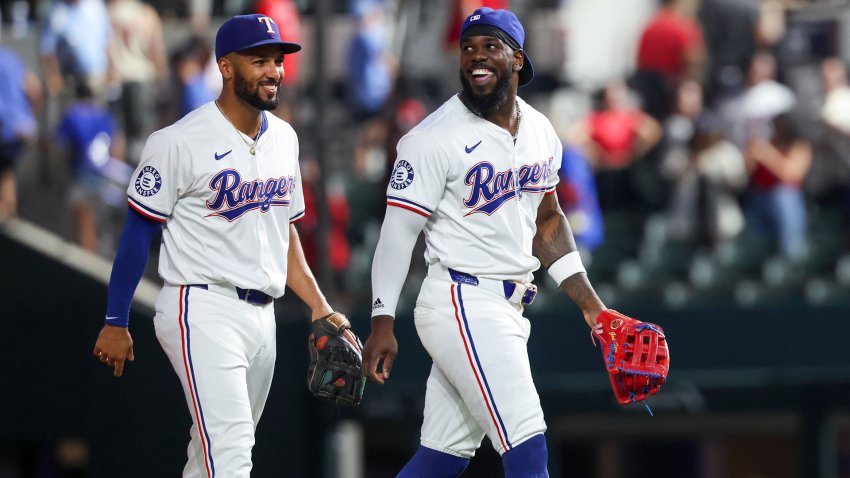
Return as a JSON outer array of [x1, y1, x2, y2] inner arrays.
[[413, 269, 547, 458], [154, 283, 277, 478]]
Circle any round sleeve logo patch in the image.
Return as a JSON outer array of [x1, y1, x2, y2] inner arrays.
[[135, 166, 162, 197], [390, 160, 414, 190]]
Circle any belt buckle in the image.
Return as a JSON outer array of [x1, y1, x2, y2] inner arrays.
[[236, 287, 261, 304], [521, 284, 538, 305], [244, 289, 269, 305], [504, 281, 537, 305]]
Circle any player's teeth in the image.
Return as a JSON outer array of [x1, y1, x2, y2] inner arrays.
[[472, 69, 491, 76]]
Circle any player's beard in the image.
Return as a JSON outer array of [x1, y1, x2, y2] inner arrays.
[[459, 65, 512, 118], [234, 68, 280, 111]]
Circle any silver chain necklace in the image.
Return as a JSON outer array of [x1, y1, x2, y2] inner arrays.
[[215, 100, 259, 155], [512, 101, 522, 142]]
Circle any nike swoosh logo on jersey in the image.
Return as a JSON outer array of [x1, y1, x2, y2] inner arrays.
[[465, 140, 483, 154], [215, 150, 232, 160], [105, 316, 120, 322]]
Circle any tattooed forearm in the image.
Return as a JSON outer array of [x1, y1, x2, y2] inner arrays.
[[559, 273, 605, 327], [534, 195, 605, 327], [533, 201, 577, 268]]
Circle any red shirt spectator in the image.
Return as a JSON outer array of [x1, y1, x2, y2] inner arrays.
[[255, 0, 302, 86], [746, 114, 811, 189], [588, 109, 646, 169], [636, 5, 703, 81], [579, 81, 662, 171], [300, 179, 351, 274]]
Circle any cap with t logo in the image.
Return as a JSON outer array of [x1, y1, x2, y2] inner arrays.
[[215, 13, 302, 60]]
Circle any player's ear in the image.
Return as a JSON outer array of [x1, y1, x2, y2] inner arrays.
[[513, 50, 524, 71], [218, 56, 233, 80]]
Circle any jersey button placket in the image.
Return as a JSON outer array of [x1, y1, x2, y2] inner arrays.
[[511, 136, 524, 213], [254, 153, 274, 276], [512, 133, 534, 254]]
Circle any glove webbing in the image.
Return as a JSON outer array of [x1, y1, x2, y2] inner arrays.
[[615, 374, 657, 417]]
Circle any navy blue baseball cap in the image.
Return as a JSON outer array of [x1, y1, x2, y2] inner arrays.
[[460, 8, 534, 86], [215, 14, 302, 60]]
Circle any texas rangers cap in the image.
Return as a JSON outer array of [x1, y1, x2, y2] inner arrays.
[[215, 13, 302, 60], [460, 8, 534, 86]]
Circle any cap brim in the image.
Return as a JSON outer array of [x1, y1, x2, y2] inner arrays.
[[227, 39, 302, 57], [279, 41, 302, 54], [518, 51, 534, 87]]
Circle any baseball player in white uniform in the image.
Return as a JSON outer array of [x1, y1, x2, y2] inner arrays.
[[92, 14, 336, 477], [362, 8, 608, 478]]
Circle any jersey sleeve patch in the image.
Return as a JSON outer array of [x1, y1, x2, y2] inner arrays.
[[389, 160, 415, 190], [134, 165, 162, 197], [128, 196, 167, 222], [386, 195, 432, 218]]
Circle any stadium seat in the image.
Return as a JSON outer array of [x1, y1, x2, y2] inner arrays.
[[733, 279, 805, 309], [689, 232, 773, 291], [804, 277, 850, 307], [798, 205, 845, 276], [585, 212, 643, 283]]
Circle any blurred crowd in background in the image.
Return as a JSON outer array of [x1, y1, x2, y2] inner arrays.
[[1, 0, 850, 313]]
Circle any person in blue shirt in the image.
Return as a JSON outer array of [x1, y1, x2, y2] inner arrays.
[[40, 0, 113, 98], [346, 0, 396, 122], [0, 46, 40, 221], [57, 81, 119, 251], [557, 145, 604, 253], [172, 35, 218, 119]]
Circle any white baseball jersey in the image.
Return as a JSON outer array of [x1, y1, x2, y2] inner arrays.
[[129, 101, 301, 477], [376, 95, 561, 457], [127, 101, 305, 298], [386, 95, 562, 283]]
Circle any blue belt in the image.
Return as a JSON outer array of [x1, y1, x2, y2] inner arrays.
[[190, 284, 274, 305], [447, 268, 537, 305]]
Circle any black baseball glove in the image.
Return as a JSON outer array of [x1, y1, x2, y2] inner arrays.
[[307, 312, 365, 406]]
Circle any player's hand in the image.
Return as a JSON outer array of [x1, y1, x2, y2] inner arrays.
[[362, 315, 398, 385], [93, 325, 135, 378]]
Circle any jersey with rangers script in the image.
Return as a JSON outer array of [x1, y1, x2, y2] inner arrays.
[[127, 101, 304, 298], [386, 95, 562, 282]]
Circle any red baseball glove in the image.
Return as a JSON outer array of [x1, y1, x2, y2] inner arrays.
[[592, 309, 669, 406]]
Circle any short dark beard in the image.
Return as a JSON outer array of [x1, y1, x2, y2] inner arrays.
[[234, 67, 279, 111], [459, 67, 512, 118]]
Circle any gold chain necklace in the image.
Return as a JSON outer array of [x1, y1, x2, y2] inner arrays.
[[215, 100, 259, 155]]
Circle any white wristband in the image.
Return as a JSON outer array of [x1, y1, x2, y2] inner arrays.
[[547, 251, 586, 285]]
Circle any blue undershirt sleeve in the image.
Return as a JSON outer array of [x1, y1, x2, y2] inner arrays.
[[104, 206, 162, 327]]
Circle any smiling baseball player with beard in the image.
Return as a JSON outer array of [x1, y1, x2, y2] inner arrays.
[[91, 14, 352, 477], [362, 8, 610, 478]]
